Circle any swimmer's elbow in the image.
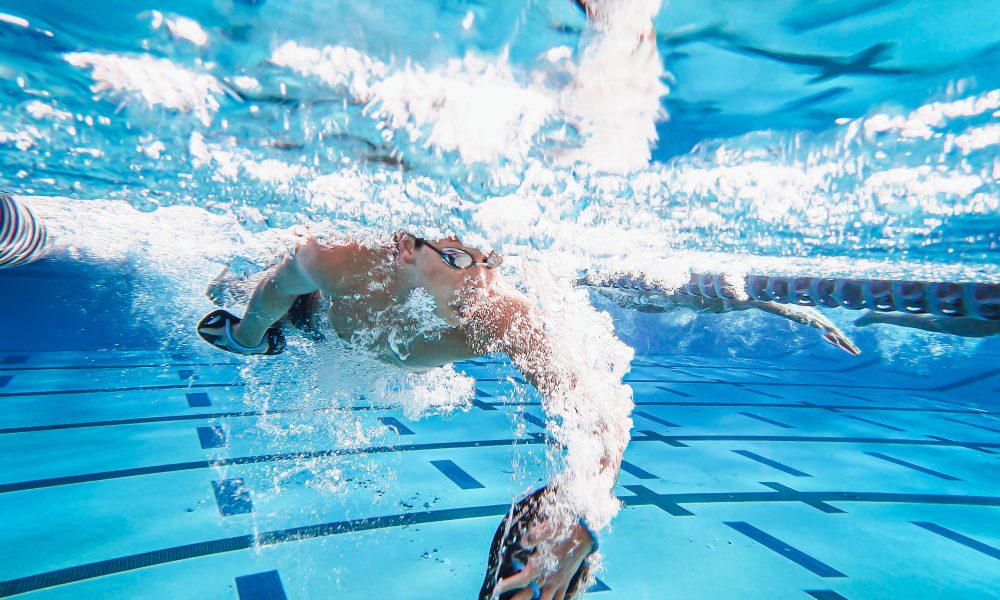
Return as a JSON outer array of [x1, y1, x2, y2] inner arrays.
[[270, 238, 322, 296]]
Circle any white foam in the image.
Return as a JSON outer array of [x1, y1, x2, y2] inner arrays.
[[556, 0, 668, 172], [65, 52, 223, 126], [369, 53, 556, 164]]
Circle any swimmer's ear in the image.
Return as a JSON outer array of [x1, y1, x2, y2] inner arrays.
[[397, 234, 418, 265]]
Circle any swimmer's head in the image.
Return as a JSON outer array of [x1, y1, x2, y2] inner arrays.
[[395, 233, 501, 323]]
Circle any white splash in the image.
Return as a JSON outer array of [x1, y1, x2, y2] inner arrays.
[[65, 52, 223, 126], [557, 0, 668, 172]]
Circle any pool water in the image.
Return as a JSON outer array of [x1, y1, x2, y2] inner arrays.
[[3, 260, 1000, 599], [2, 0, 1000, 598]]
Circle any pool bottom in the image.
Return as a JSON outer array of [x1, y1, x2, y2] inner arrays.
[[0, 348, 999, 599]]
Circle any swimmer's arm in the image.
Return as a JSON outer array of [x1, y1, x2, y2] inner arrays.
[[477, 295, 627, 596], [476, 296, 626, 484], [230, 240, 322, 347], [723, 298, 862, 355]]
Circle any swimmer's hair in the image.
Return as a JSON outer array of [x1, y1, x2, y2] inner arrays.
[[392, 230, 416, 249], [391, 230, 417, 260]]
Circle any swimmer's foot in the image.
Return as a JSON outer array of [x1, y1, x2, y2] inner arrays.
[[854, 311, 881, 328], [197, 309, 286, 356]]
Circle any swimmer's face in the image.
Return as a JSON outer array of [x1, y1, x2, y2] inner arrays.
[[400, 235, 498, 323]]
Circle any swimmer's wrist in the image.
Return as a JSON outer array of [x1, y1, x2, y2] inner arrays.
[[225, 320, 268, 352]]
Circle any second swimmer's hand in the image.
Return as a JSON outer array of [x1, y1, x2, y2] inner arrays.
[[492, 519, 594, 600], [808, 313, 861, 356], [778, 305, 861, 356], [822, 327, 861, 356]]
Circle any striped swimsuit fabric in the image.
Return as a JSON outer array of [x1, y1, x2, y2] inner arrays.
[[0, 192, 48, 268]]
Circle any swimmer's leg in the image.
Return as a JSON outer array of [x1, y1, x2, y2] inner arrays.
[[855, 311, 1000, 338]]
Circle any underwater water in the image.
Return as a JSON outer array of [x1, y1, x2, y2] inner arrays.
[[1, 0, 999, 598]]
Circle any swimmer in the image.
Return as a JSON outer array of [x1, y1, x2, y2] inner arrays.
[[0, 191, 49, 269], [596, 287, 861, 355], [855, 311, 1000, 338], [198, 232, 615, 599]]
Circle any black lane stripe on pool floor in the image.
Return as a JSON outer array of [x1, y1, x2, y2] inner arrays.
[[912, 522, 1000, 561], [2, 400, 995, 435], [0, 381, 249, 398], [2, 434, 998, 494], [0, 362, 238, 372], [5, 489, 1000, 597], [0, 503, 513, 598], [725, 521, 846, 577], [0, 437, 544, 494], [622, 368, 1000, 392], [0, 404, 398, 435]]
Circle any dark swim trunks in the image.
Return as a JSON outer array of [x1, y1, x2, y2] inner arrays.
[[285, 292, 325, 342]]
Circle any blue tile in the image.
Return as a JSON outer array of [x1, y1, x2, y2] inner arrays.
[[725, 521, 846, 577], [865, 452, 961, 481], [655, 385, 692, 398], [838, 413, 906, 432], [638, 430, 689, 447], [430, 460, 485, 490], [619, 460, 658, 480], [758, 482, 845, 514], [734, 384, 784, 400], [186, 392, 211, 407], [738, 412, 794, 429], [212, 478, 254, 516], [475, 388, 493, 398], [623, 485, 694, 516], [633, 410, 680, 428], [519, 412, 547, 430], [0, 375, 10, 388], [235, 570, 287, 600], [197, 426, 228, 449], [178, 369, 196, 381], [380, 416, 415, 435], [942, 417, 1000, 434], [1, 354, 28, 364], [733, 450, 812, 477], [805, 591, 848, 600], [912, 522, 1000, 560], [472, 399, 496, 411]]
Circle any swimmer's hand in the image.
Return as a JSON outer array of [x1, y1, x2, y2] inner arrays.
[[758, 303, 861, 356], [821, 325, 861, 356], [492, 519, 595, 600], [196, 309, 286, 356], [805, 312, 861, 356], [197, 322, 267, 355]]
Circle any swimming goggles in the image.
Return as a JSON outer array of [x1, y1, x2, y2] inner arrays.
[[415, 238, 503, 270]]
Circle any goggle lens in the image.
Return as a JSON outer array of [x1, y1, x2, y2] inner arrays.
[[416, 238, 503, 270], [442, 248, 474, 268]]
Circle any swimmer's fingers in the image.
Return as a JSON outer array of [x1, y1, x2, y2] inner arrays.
[[823, 330, 861, 356], [493, 562, 539, 596]]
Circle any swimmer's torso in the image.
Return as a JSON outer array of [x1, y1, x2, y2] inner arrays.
[[300, 242, 483, 372]]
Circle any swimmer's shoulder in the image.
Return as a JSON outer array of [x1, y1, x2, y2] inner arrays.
[[289, 236, 384, 295], [462, 285, 539, 349]]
